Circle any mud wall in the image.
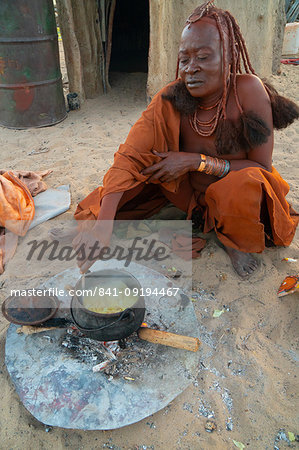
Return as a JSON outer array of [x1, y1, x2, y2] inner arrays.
[[147, 0, 285, 99]]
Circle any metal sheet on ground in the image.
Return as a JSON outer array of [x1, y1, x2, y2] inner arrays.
[[5, 260, 200, 430]]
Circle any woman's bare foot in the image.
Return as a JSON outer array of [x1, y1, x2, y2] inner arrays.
[[220, 244, 259, 278], [217, 240, 259, 278], [48, 226, 78, 244]]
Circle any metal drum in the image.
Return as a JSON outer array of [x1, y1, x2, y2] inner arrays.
[[0, 0, 66, 128]]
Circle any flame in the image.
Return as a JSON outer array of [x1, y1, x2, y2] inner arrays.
[[141, 322, 148, 327]]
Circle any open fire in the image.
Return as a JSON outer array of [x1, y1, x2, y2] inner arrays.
[[61, 315, 166, 381]]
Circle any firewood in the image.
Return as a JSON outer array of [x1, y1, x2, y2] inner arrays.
[[17, 325, 57, 335], [138, 327, 200, 352]]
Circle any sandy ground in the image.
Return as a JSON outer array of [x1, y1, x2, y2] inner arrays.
[[0, 51, 298, 450]]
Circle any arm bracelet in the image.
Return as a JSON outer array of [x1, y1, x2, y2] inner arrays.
[[197, 154, 230, 178]]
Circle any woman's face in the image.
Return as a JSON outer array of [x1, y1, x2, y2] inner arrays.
[[178, 20, 224, 99]]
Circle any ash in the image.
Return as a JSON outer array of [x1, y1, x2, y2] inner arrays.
[[61, 323, 165, 381], [61, 329, 111, 366], [101, 334, 157, 380]]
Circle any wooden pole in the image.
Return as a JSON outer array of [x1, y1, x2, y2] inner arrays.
[[105, 0, 116, 91]]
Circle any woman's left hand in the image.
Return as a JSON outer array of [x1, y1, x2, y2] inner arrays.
[[141, 151, 200, 183]]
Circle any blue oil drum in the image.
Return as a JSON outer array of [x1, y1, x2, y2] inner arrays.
[[0, 0, 66, 128]]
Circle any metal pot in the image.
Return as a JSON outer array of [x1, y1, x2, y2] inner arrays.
[[70, 269, 145, 341]]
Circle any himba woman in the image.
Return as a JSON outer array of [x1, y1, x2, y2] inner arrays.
[[64, 1, 299, 277]]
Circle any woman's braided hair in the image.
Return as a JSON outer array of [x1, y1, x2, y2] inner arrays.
[[177, 0, 257, 119]]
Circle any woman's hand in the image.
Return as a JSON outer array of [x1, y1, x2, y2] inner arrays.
[[72, 192, 123, 273], [72, 220, 113, 273], [141, 151, 201, 183]]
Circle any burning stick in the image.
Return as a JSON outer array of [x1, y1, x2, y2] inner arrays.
[[92, 361, 111, 373], [97, 342, 118, 361]]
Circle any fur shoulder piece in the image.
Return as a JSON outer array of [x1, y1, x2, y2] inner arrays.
[[262, 79, 299, 129], [162, 80, 199, 115], [215, 113, 271, 155]]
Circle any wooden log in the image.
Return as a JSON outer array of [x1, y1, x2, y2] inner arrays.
[[138, 327, 200, 352], [17, 326, 58, 335]]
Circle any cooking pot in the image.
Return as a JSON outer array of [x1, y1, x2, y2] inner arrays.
[[70, 269, 145, 341]]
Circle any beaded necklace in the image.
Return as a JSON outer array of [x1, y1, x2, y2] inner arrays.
[[189, 75, 231, 137], [189, 98, 223, 137], [197, 97, 222, 110]]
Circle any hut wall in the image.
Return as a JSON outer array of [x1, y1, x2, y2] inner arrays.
[[148, 0, 285, 99]]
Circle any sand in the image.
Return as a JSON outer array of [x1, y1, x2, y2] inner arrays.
[[0, 58, 298, 449]]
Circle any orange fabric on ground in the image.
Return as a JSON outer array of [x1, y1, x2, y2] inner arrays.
[[171, 234, 206, 260], [0, 171, 35, 274], [0, 169, 51, 274], [74, 82, 298, 253], [0, 169, 52, 197], [0, 171, 35, 236]]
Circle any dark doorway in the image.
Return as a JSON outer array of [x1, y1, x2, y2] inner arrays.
[[110, 0, 149, 73]]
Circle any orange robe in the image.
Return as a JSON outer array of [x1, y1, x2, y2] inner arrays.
[[75, 82, 298, 253]]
